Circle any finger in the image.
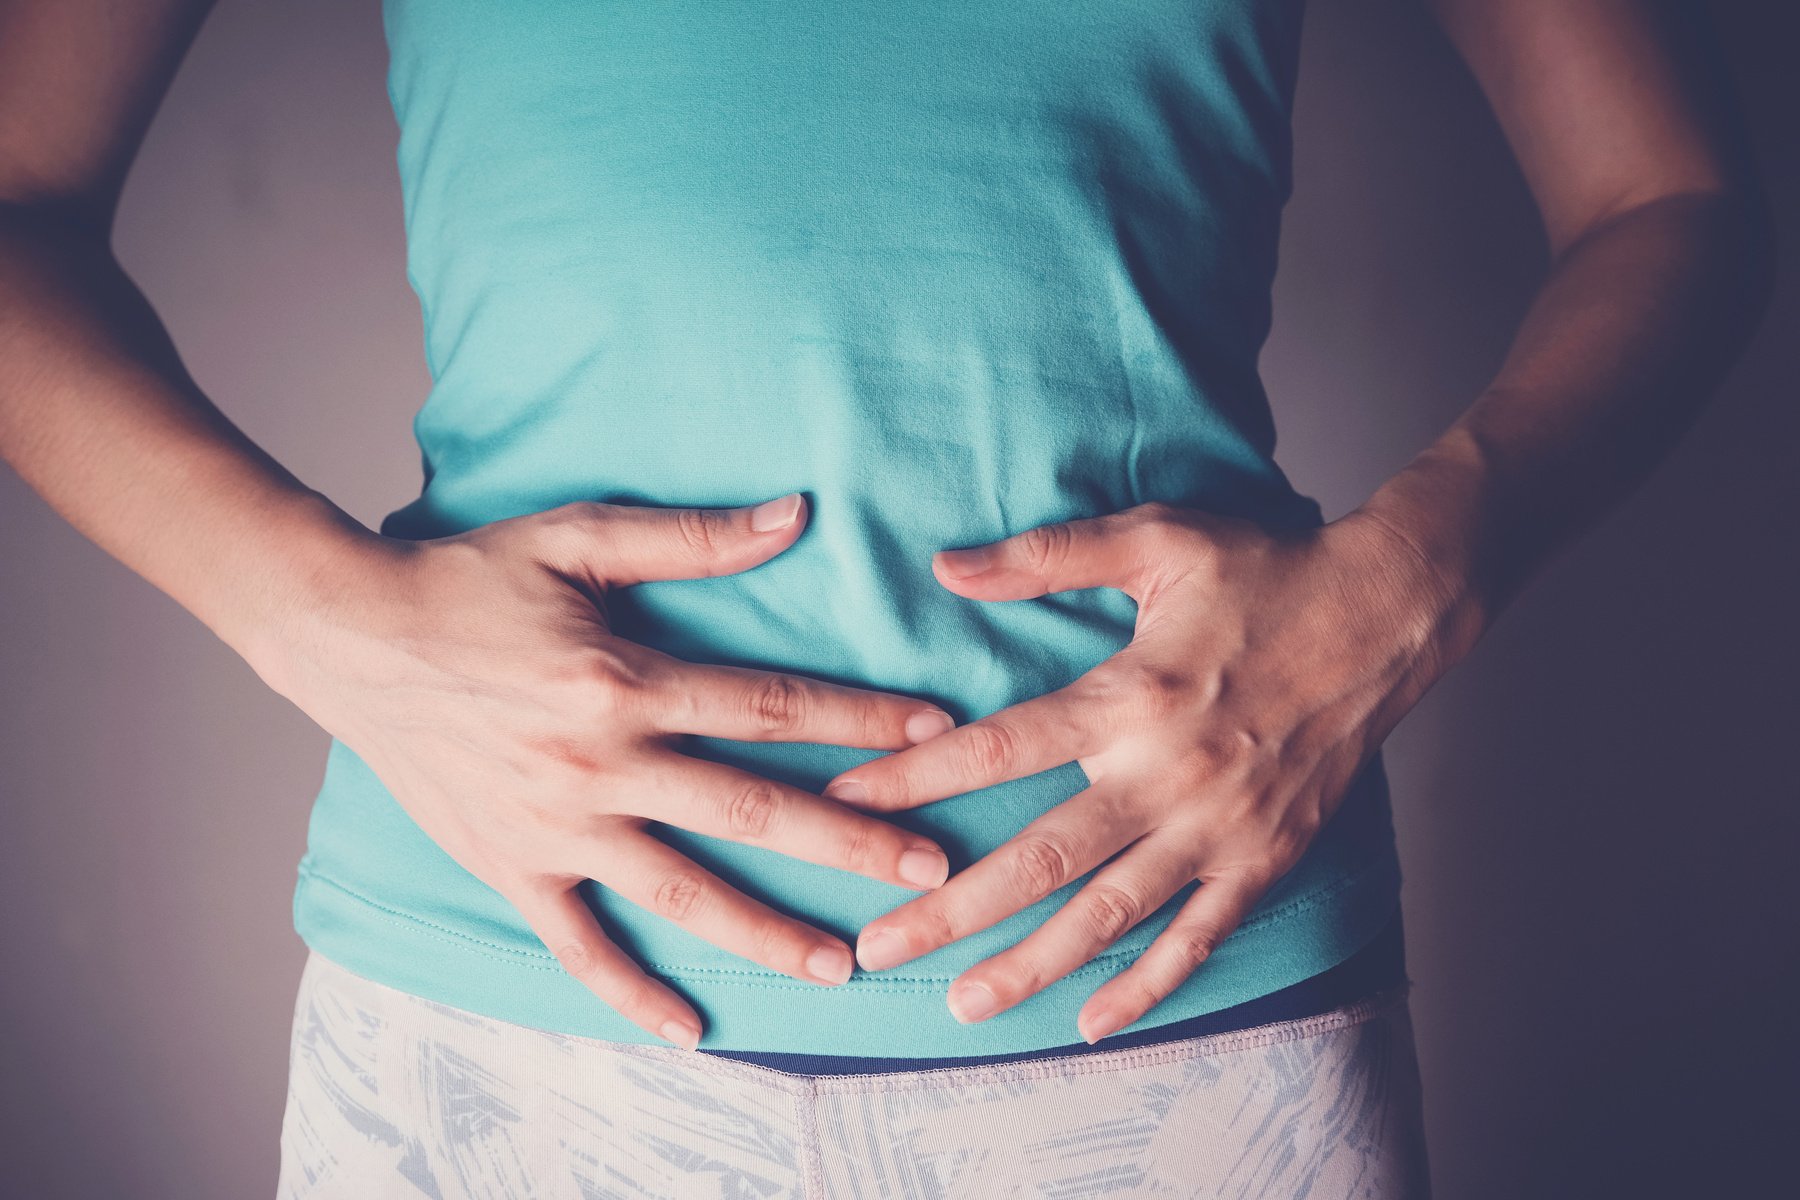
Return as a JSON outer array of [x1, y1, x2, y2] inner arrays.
[[533, 493, 812, 587], [820, 685, 1100, 812], [931, 506, 1168, 600], [512, 882, 703, 1050], [646, 656, 956, 750], [942, 834, 1200, 1025], [1075, 865, 1272, 1044], [855, 783, 1142, 971], [596, 832, 858, 988], [644, 756, 952, 891]]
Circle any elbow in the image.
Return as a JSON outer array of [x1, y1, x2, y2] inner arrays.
[[1683, 182, 1779, 359], [0, 194, 115, 252], [1567, 182, 1777, 349], [1673, 184, 1779, 392]]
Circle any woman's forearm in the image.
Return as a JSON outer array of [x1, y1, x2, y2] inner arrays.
[[0, 201, 379, 673], [1349, 188, 1776, 667]]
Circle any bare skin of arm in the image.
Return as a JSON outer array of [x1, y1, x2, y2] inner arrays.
[[833, 0, 1775, 1041], [0, 0, 960, 1050]]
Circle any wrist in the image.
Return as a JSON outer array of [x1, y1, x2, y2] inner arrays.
[[1341, 427, 1502, 673], [214, 489, 402, 693]]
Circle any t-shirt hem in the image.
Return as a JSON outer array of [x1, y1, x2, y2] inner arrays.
[[291, 848, 1403, 1057]]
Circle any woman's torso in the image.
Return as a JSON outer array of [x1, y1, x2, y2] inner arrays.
[[292, 0, 1404, 1056]]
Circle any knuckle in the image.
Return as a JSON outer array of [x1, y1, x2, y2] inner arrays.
[[743, 674, 807, 734], [750, 916, 798, 964], [1144, 666, 1196, 710], [1168, 834, 1210, 880], [1261, 825, 1309, 875], [1224, 725, 1268, 760], [846, 696, 891, 747], [919, 903, 960, 950], [1124, 974, 1168, 1015], [1213, 792, 1275, 839], [672, 506, 722, 557], [651, 869, 708, 922], [1016, 522, 1073, 571], [725, 779, 782, 839], [598, 672, 650, 723], [1008, 832, 1080, 899], [1132, 503, 1217, 577], [534, 502, 609, 557], [1133, 499, 1182, 530], [1070, 664, 1132, 711], [960, 721, 1020, 776], [1135, 500, 1198, 542], [1245, 863, 1283, 899], [618, 978, 665, 1019], [986, 958, 1044, 1001], [1171, 922, 1225, 968], [837, 818, 883, 874], [1111, 659, 1191, 721], [572, 648, 621, 691], [545, 499, 608, 530], [1077, 883, 1143, 944], [580, 653, 648, 717], [551, 938, 600, 981], [1187, 729, 1260, 782]]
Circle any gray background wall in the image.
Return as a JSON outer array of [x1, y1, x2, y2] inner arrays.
[[1, 2, 1793, 1196]]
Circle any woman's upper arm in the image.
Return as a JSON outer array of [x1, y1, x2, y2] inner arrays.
[[1423, 0, 1754, 256], [0, 0, 217, 228]]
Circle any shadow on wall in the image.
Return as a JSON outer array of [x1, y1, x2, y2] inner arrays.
[[1266, 3, 1798, 1198]]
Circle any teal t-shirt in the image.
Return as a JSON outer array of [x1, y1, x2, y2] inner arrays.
[[293, 0, 1404, 1056]]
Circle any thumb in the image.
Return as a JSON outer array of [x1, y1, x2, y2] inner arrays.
[[539, 492, 808, 587], [932, 509, 1154, 600]]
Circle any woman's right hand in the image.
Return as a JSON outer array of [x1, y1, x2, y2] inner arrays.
[[247, 492, 956, 1049]]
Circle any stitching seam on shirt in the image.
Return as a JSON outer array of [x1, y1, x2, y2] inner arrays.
[[297, 854, 1389, 989]]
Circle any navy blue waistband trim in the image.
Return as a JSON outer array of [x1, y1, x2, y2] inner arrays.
[[701, 901, 1408, 1076]]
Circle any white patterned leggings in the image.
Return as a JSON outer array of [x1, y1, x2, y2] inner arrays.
[[277, 951, 1432, 1199]]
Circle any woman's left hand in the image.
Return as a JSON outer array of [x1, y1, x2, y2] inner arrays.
[[822, 500, 1473, 1042]]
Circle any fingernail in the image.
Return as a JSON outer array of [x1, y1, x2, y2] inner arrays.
[[948, 981, 999, 1024], [898, 847, 949, 890], [805, 944, 855, 986], [1078, 1008, 1122, 1045], [749, 493, 802, 531], [823, 778, 867, 804], [856, 928, 910, 972], [935, 546, 992, 578], [905, 708, 955, 743], [660, 1020, 702, 1052]]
